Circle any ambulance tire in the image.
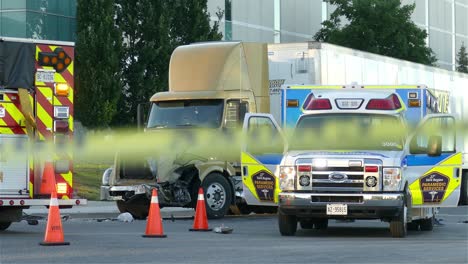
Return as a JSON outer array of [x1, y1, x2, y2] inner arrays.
[[419, 216, 434, 231], [460, 171, 468, 205], [202, 173, 232, 219], [278, 211, 297, 236], [0, 222, 11, 231], [314, 219, 328, 230], [299, 220, 314, 229], [390, 205, 407, 238]]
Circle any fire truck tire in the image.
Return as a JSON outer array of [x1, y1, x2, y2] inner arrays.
[[390, 205, 407, 238], [0, 222, 12, 231], [202, 173, 232, 219], [419, 216, 434, 231], [278, 211, 297, 236]]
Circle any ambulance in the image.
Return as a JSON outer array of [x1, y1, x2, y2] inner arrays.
[[241, 84, 466, 237]]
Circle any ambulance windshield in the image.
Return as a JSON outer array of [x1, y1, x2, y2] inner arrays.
[[292, 114, 406, 151], [147, 99, 224, 129]]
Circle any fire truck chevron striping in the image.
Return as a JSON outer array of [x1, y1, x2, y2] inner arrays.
[[0, 37, 85, 231]]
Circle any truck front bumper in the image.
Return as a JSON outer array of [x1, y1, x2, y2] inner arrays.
[[101, 185, 151, 201], [278, 192, 404, 219]]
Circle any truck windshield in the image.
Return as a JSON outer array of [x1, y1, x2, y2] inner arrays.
[[147, 99, 224, 129], [291, 114, 406, 151]]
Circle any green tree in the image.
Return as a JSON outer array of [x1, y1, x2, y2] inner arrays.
[[113, 0, 222, 126], [315, 0, 437, 66], [456, 43, 468, 73], [75, 0, 122, 128]]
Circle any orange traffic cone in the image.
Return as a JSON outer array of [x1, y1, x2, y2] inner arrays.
[[40, 190, 69, 246], [40, 161, 56, 196], [189, 188, 212, 232], [142, 189, 167, 238]]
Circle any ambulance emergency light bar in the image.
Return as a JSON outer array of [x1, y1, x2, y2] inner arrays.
[[300, 93, 403, 111]]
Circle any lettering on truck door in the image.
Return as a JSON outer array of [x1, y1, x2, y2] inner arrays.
[[405, 115, 462, 207], [241, 113, 286, 206]]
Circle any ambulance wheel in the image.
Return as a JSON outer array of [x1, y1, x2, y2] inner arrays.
[[314, 219, 328, 230], [299, 219, 314, 229], [202, 173, 232, 219], [419, 216, 434, 231], [460, 171, 468, 205], [0, 222, 11, 231], [278, 210, 297, 236], [390, 205, 407, 238]]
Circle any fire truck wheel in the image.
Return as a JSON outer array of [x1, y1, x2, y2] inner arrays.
[[278, 210, 297, 236], [0, 222, 12, 231], [390, 205, 407, 238], [419, 216, 434, 231], [202, 173, 232, 219], [116, 200, 127, 213]]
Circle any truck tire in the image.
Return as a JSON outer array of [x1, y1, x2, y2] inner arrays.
[[407, 221, 419, 231], [419, 216, 434, 231], [460, 171, 468, 206], [278, 210, 297, 236], [116, 200, 127, 213], [0, 222, 12, 231], [202, 173, 232, 219], [389, 205, 407, 238]]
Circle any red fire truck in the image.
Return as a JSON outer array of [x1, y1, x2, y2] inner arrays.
[[0, 37, 86, 231]]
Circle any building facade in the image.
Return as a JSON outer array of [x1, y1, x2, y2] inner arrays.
[[208, 0, 468, 71], [0, 0, 76, 42]]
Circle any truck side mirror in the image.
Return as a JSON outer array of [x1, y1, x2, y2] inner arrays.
[[137, 102, 150, 130], [427, 135, 442, 157]]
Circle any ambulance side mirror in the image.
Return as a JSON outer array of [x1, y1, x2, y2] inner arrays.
[[427, 135, 442, 157]]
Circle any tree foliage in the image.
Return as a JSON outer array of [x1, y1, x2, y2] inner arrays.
[[75, 0, 122, 128], [456, 43, 468, 73], [112, 0, 222, 126], [315, 0, 437, 66]]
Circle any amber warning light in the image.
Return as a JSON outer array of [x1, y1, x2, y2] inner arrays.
[[38, 48, 72, 73]]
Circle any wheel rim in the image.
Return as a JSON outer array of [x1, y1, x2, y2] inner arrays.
[[205, 182, 226, 211]]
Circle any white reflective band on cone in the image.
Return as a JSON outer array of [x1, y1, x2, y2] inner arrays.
[[50, 198, 59, 206], [198, 194, 204, 200], [151, 196, 159, 204]]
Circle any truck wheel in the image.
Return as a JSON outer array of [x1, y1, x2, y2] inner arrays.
[[0, 222, 12, 231], [314, 219, 328, 230], [407, 221, 419, 231], [419, 216, 434, 231], [460, 171, 468, 205], [278, 210, 297, 236], [116, 200, 127, 213], [299, 220, 314, 229], [389, 205, 407, 238], [202, 173, 232, 219]]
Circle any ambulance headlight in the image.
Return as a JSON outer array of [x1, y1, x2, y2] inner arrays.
[[279, 166, 296, 191], [383, 168, 401, 191]]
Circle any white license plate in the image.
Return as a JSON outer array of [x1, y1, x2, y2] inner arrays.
[[36, 71, 55, 83], [326, 204, 348, 215], [0, 107, 5, 118]]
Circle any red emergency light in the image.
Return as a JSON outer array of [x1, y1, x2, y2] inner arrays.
[[366, 94, 402, 110], [298, 165, 312, 172], [365, 166, 379, 173], [303, 93, 332, 110]]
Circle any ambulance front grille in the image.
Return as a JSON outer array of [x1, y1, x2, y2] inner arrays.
[[311, 166, 364, 192]]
